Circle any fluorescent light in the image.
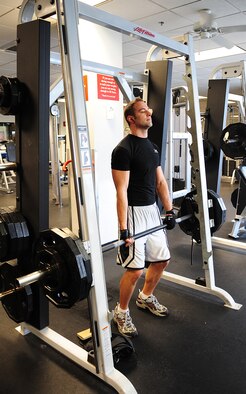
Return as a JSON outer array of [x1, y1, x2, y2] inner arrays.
[[195, 46, 245, 62]]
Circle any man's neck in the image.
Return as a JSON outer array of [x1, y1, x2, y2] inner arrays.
[[130, 127, 148, 138]]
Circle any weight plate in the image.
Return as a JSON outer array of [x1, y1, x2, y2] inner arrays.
[[35, 228, 92, 308], [221, 122, 246, 160], [178, 189, 226, 242], [0, 262, 33, 323], [0, 208, 30, 261], [0, 219, 8, 261]]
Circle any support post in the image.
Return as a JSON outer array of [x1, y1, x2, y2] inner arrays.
[[15, 19, 50, 328], [146, 60, 173, 170], [53, 0, 137, 391], [204, 79, 229, 193]]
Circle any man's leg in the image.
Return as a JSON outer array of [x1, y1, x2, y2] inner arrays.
[[114, 269, 143, 337], [136, 261, 170, 317], [142, 261, 168, 296], [119, 269, 143, 309]]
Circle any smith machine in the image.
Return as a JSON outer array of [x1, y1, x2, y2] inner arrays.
[[0, 0, 243, 392], [144, 44, 243, 307]]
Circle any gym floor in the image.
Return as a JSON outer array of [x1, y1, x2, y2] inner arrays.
[[0, 181, 245, 394]]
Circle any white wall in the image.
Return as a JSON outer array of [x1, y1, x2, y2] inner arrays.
[[76, 21, 124, 244]]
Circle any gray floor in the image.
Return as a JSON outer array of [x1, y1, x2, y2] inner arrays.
[[0, 180, 246, 394]]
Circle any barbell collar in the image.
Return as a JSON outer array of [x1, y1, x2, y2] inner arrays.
[[16, 269, 48, 288], [0, 268, 50, 300]]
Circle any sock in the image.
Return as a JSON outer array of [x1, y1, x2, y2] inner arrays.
[[117, 305, 128, 314], [140, 291, 151, 300]]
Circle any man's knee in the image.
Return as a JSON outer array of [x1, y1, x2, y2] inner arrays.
[[126, 268, 143, 283]]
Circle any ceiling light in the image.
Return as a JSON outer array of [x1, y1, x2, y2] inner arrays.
[[195, 46, 245, 62]]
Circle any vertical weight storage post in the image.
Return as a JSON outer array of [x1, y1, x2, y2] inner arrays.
[[16, 19, 50, 329]]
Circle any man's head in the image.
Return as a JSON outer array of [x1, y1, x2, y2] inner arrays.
[[124, 98, 153, 129]]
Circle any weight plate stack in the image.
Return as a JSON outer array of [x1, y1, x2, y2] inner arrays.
[[0, 208, 31, 262]]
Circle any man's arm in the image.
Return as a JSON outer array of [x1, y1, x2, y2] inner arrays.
[[112, 169, 130, 230], [155, 166, 172, 211]]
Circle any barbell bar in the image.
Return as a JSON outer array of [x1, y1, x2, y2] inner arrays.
[[0, 213, 193, 302], [101, 213, 192, 252], [0, 268, 53, 301], [0, 286, 23, 301]]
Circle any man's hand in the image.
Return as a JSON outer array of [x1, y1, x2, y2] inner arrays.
[[163, 210, 176, 230], [120, 229, 134, 246]]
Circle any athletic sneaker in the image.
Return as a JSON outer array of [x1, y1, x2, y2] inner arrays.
[[136, 293, 169, 317], [113, 304, 138, 338]]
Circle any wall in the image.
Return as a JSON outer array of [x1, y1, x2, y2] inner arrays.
[[70, 20, 124, 244]]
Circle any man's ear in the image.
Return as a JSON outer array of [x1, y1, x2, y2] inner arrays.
[[127, 115, 135, 124]]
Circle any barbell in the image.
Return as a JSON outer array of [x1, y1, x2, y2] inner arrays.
[[0, 213, 192, 320], [0, 190, 226, 322], [0, 215, 189, 301]]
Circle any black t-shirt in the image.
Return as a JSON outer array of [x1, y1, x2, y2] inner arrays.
[[111, 134, 161, 206]]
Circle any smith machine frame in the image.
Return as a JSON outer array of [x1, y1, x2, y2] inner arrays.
[[14, 0, 242, 392]]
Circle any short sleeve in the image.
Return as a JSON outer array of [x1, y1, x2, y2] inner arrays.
[[111, 146, 131, 171], [153, 143, 161, 166]]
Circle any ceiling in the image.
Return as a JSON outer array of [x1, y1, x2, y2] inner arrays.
[[0, 0, 246, 97]]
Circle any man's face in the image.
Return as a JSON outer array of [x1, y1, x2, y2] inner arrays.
[[130, 101, 153, 129]]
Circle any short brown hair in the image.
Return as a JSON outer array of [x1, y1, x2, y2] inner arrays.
[[124, 97, 144, 126]]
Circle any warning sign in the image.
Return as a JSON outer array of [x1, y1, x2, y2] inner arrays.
[[97, 74, 119, 101]]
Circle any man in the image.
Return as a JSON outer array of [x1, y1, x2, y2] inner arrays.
[[111, 97, 175, 338]]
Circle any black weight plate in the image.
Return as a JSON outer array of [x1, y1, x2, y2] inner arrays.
[[0, 219, 8, 261], [178, 189, 226, 242], [35, 228, 91, 308], [207, 189, 226, 233], [9, 209, 30, 256], [0, 211, 18, 260], [0, 262, 33, 323], [0, 208, 31, 260], [231, 188, 238, 209], [178, 190, 201, 243], [7, 209, 24, 259], [221, 122, 246, 160]]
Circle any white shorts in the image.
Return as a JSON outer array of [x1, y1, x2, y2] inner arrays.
[[117, 203, 170, 270]]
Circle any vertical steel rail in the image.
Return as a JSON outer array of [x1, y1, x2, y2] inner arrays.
[[181, 35, 241, 309], [55, 0, 137, 392], [49, 114, 62, 206]]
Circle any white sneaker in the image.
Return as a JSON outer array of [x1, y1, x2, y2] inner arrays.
[[136, 293, 169, 317], [113, 304, 138, 337]]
